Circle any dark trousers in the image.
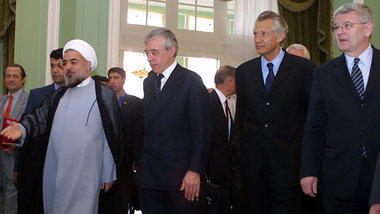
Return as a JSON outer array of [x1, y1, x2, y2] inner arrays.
[[322, 160, 372, 214], [240, 144, 302, 214], [139, 188, 197, 214]]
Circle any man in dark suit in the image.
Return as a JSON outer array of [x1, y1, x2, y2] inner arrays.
[[136, 27, 211, 214], [300, 3, 379, 214], [107, 67, 143, 213], [204, 65, 237, 214], [17, 48, 64, 214], [235, 11, 314, 213]]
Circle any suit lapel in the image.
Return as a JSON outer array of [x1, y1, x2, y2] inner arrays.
[[120, 94, 128, 111], [331, 54, 362, 100], [252, 57, 267, 97], [364, 48, 380, 100], [10, 90, 28, 119], [267, 52, 292, 96], [145, 64, 183, 130]]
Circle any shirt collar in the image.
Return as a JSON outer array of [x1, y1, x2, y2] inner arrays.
[[118, 91, 126, 107], [53, 83, 61, 90], [160, 61, 177, 79], [8, 88, 23, 100], [214, 87, 227, 104], [261, 48, 285, 69], [344, 44, 373, 69], [76, 76, 92, 87]]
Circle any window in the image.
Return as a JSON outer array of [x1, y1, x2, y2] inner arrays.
[[227, 1, 234, 34], [178, 0, 214, 32], [177, 56, 219, 88], [127, 0, 166, 27], [120, 0, 240, 97]]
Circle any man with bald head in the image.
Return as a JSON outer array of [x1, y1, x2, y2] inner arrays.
[[1, 39, 122, 214]]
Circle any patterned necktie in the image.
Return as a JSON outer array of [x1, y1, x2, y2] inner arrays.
[[265, 63, 274, 92], [4, 94, 13, 118], [351, 58, 364, 99], [153, 74, 164, 100]]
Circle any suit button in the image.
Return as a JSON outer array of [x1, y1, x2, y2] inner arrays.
[[265, 102, 270, 106], [360, 103, 366, 107], [264, 123, 269, 128], [158, 132, 163, 137]]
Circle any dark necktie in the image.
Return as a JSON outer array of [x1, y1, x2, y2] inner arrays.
[[225, 100, 229, 127], [351, 58, 364, 99], [4, 95, 13, 118], [154, 74, 164, 100], [265, 63, 274, 92]]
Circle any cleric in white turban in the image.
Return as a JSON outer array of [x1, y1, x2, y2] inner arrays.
[[0, 39, 122, 214], [63, 39, 98, 71]]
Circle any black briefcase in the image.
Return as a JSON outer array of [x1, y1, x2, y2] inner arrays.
[[196, 176, 220, 214]]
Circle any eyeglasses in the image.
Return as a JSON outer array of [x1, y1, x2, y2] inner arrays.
[[143, 48, 166, 57], [331, 22, 367, 32], [51, 63, 64, 69]]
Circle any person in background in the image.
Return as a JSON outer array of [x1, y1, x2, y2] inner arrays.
[[0, 64, 28, 214], [286, 43, 311, 60], [202, 65, 236, 213], [106, 67, 143, 214]]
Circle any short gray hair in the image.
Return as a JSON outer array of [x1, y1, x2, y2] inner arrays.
[[255, 11, 288, 46], [286, 44, 311, 60], [334, 3, 375, 27], [144, 27, 179, 57], [214, 65, 235, 85]]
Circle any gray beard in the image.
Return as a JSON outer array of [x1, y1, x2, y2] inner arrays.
[[64, 71, 86, 88]]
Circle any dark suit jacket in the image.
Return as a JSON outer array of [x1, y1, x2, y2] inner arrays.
[[24, 84, 55, 114], [207, 90, 233, 185], [301, 47, 380, 199], [120, 94, 144, 170], [235, 52, 314, 189], [136, 64, 211, 191], [105, 93, 144, 213], [370, 150, 380, 205]]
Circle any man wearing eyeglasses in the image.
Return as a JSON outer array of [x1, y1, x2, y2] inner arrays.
[[136, 28, 211, 214], [300, 3, 379, 214], [15, 48, 65, 214]]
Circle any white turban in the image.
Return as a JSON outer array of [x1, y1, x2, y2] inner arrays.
[[63, 39, 98, 71]]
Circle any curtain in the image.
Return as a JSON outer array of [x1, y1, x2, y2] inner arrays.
[[278, 0, 332, 65], [0, 0, 16, 75], [232, 0, 278, 62]]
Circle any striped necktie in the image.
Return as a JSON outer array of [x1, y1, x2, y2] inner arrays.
[[351, 58, 364, 99]]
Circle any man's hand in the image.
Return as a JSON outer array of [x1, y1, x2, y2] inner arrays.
[[0, 121, 22, 141], [300, 176, 318, 197], [101, 181, 114, 192], [1, 142, 16, 154], [180, 170, 200, 201], [370, 204, 380, 214]]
